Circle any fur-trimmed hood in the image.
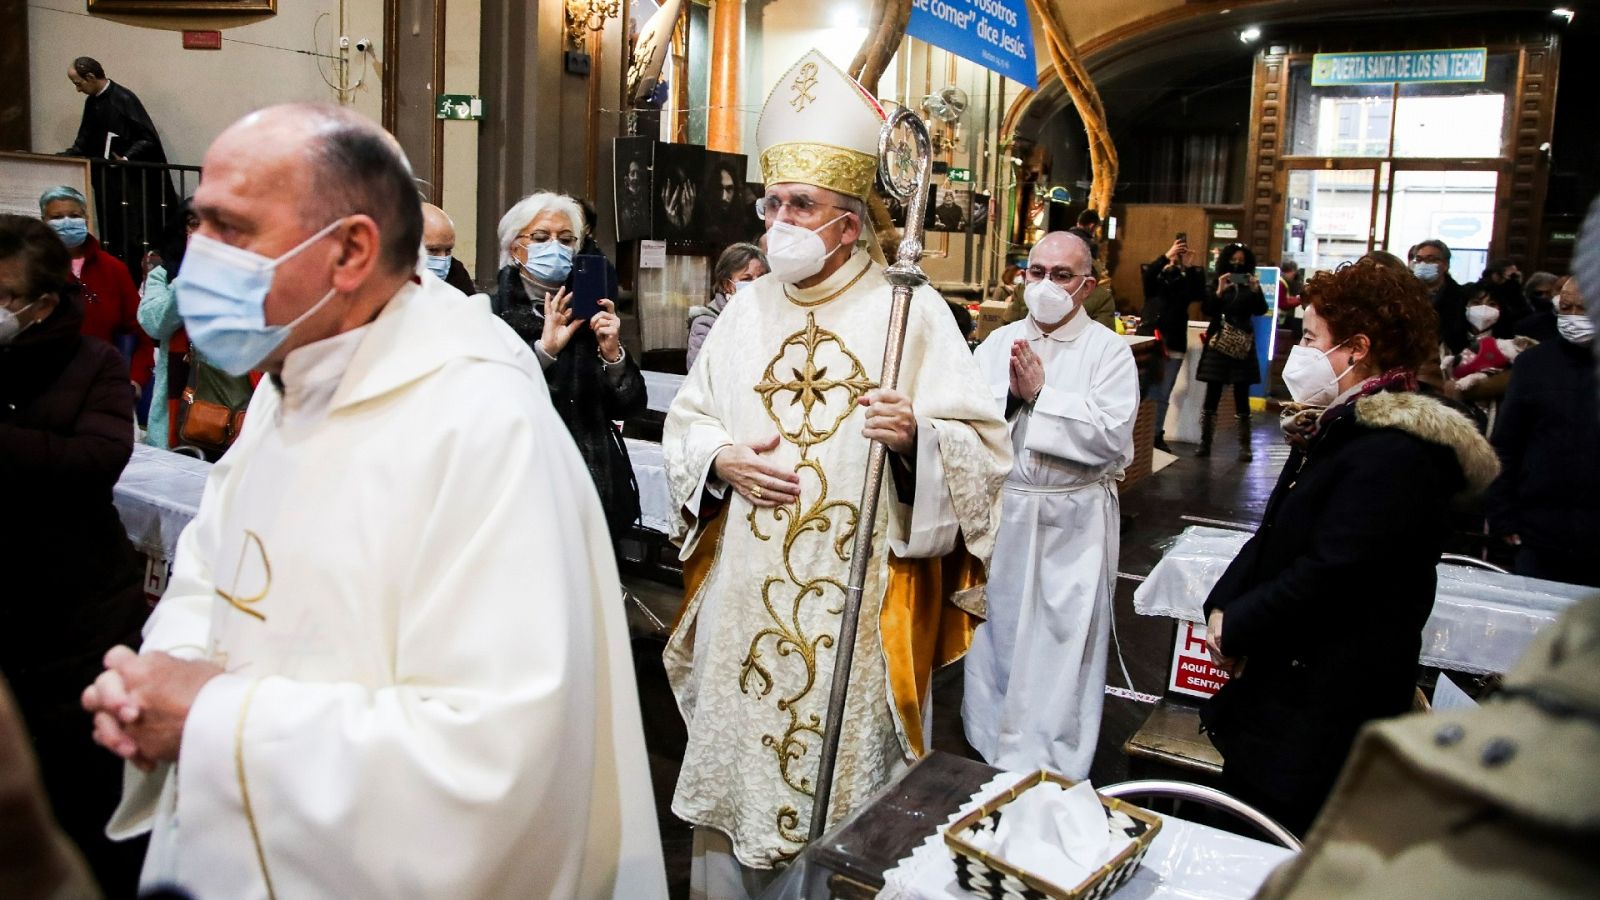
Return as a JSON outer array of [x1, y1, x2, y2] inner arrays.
[[1353, 391, 1500, 496]]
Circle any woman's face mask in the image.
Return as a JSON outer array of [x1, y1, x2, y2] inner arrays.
[[48, 216, 89, 250], [519, 240, 573, 288], [1465, 304, 1500, 332], [1282, 338, 1354, 407], [0, 299, 41, 345]]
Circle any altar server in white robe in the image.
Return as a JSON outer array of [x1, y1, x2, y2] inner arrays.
[[663, 50, 1010, 894], [79, 103, 666, 899], [962, 230, 1140, 780]]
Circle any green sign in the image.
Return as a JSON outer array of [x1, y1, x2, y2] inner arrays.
[[436, 95, 483, 120], [1550, 230, 1578, 243], [948, 167, 973, 184], [1312, 49, 1487, 86]]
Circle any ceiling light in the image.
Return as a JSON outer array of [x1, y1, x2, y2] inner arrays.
[[1239, 26, 1262, 43], [1552, 7, 1575, 24], [832, 6, 863, 28]]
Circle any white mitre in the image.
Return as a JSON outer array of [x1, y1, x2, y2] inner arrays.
[[756, 49, 885, 202]]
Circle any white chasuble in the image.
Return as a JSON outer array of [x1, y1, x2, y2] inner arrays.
[[663, 249, 1011, 867], [108, 277, 666, 899], [962, 312, 1140, 780]]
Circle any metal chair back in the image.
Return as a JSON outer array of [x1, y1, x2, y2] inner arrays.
[[1099, 779, 1304, 851]]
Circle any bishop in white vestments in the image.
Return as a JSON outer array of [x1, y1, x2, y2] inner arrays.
[[962, 230, 1140, 781], [663, 51, 1011, 886], [81, 105, 665, 899]]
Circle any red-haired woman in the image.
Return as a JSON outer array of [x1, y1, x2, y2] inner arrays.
[[1200, 259, 1501, 836]]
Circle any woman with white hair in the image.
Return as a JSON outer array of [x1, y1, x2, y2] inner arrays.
[[490, 191, 646, 538]]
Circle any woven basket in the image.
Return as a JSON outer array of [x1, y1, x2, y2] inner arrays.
[[944, 771, 1163, 900]]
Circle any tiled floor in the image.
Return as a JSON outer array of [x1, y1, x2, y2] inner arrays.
[[622, 419, 1292, 898]]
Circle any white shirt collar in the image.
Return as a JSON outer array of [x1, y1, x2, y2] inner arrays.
[[96, 80, 112, 97], [1022, 306, 1091, 343], [278, 324, 374, 421]]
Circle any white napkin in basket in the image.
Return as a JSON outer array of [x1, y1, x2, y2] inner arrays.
[[967, 780, 1132, 891]]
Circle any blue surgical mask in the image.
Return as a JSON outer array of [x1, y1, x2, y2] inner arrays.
[[49, 216, 89, 249], [173, 219, 345, 376], [732, 279, 755, 297], [1411, 261, 1440, 282], [519, 241, 573, 287], [423, 254, 453, 280]]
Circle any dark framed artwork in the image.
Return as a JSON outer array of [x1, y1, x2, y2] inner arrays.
[[698, 151, 750, 248], [613, 136, 655, 242], [87, 0, 277, 13], [653, 142, 704, 243], [970, 191, 992, 234], [930, 187, 971, 233]]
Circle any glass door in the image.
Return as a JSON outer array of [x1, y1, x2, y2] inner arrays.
[[1381, 166, 1501, 284], [1281, 161, 1384, 276]]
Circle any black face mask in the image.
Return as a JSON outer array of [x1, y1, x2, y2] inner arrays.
[[1231, 262, 1252, 274]]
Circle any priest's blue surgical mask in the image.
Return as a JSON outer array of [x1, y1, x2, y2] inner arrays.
[[423, 254, 453, 281], [520, 240, 573, 287], [49, 216, 89, 249], [174, 218, 346, 376]]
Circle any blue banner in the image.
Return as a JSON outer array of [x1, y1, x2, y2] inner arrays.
[[907, 0, 1037, 89], [1312, 49, 1488, 86]]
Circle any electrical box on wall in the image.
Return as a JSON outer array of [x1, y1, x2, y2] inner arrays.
[[564, 51, 592, 76], [436, 96, 483, 120]]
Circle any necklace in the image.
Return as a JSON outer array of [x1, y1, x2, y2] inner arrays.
[[783, 260, 870, 308]]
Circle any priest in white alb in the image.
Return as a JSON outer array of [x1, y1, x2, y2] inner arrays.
[[962, 229, 1140, 781], [662, 50, 1011, 894], [79, 104, 665, 899]]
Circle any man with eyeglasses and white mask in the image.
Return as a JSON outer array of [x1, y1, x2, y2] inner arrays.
[[963, 229, 1140, 782], [663, 49, 1010, 895], [78, 103, 664, 898]]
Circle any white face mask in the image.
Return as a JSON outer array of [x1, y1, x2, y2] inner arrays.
[[0, 300, 39, 345], [1557, 314, 1594, 346], [765, 213, 848, 284], [1282, 340, 1353, 407], [1023, 277, 1082, 326], [1466, 305, 1500, 332]]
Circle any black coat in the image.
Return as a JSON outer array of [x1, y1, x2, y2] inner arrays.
[[1432, 276, 1474, 355], [1200, 388, 1496, 835], [1139, 255, 1203, 353], [63, 81, 177, 265], [491, 266, 647, 537], [1485, 338, 1600, 561], [1514, 310, 1558, 344], [445, 256, 477, 296], [1195, 277, 1267, 385]]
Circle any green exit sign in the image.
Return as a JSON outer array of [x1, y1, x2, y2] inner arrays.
[[948, 167, 973, 183], [436, 95, 483, 120]]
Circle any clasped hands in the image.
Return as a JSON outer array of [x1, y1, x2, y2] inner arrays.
[[713, 389, 916, 508], [1009, 339, 1045, 405], [1205, 609, 1242, 677], [81, 646, 223, 771]]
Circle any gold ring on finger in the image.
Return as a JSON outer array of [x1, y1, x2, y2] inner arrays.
[[751, 485, 764, 500]]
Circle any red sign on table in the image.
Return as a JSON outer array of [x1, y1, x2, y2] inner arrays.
[[1168, 620, 1232, 698]]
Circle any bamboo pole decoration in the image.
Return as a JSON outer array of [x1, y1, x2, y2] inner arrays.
[[1026, 0, 1118, 217], [848, 0, 913, 94]]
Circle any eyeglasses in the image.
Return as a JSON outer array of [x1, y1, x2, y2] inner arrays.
[[1025, 266, 1088, 287], [513, 231, 579, 250], [755, 195, 848, 221], [1410, 254, 1446, 265]]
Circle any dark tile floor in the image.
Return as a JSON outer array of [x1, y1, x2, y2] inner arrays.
[[622, 419, 1292, 898]]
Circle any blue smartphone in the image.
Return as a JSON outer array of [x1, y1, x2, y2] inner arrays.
[[568, 254, 614, 321]]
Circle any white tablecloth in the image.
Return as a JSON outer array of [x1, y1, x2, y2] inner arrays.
[[1132, 526, 1587, 675], [880, 773, 1293, 900], [625, 438, 673, 535], [642, 369, 684, 413], [113, 444, 211, 560]]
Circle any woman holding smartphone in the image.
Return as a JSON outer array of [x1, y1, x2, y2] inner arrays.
[[1195, 242, 1268, 460], [489, 191, 647, 539]]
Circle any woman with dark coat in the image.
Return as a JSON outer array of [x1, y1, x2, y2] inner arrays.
[[489, 192, 647, 539], [1200, 259, 1500, 837], [0, 214, 149, 895], [1195, 242, 1268, 460]]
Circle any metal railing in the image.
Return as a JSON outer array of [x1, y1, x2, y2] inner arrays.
[[86, 158, 202, 266]]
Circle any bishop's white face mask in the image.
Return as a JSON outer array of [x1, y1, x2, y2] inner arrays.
[[1465, 305, 1500, 332], [1023, 277, 1083, 326], [765, 213, 848, 284], [1282, 339, 1354, 407]]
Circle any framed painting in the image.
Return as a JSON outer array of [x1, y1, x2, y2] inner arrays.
[[87, 0, 277, 14]]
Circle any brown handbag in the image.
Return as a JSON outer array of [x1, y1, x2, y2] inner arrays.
[[179, 387, 242, 448], [1209, 322, 1255, 360]]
